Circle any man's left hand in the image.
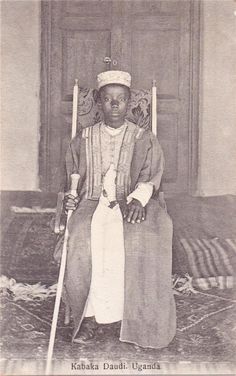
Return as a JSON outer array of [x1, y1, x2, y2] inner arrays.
[[126, 198, 146, 224]]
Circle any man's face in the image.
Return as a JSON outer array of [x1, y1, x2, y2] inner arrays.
[[98, 84, 130, 128]]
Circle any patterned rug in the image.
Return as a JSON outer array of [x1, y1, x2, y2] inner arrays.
[[1, 211, 236, 375], [1, 211, 236, 289], [0, 213, 58, 284], [1, 290, 236, 372]]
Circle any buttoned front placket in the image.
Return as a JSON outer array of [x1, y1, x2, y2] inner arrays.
[[100, 123, 127, 205]]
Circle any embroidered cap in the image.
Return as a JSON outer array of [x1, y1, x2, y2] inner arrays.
[[97, 70, 131, 90]]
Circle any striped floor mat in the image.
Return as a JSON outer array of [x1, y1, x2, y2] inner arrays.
[[179, 237, 236, 289]]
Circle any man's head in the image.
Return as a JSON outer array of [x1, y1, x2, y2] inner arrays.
[[96, 71, 131, 128]]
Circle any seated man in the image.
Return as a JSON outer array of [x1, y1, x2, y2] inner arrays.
[[55, 70, 176, 349]]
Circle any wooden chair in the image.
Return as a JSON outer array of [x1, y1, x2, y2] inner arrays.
[[54, 82, 164, 324], [54, 84, 163, 233]]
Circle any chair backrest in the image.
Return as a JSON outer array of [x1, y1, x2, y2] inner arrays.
[[60, 85, 164, 203], [74, 86, 164, 198], [76, 88, 152, 130]]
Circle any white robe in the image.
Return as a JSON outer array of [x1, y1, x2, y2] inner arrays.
[[85, 123, 153, 323]]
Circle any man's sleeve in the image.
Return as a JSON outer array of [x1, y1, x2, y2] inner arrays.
[[127, 182, 154, 207], [127, 132, 164, 206]]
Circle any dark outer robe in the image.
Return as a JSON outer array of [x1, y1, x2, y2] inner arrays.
[[55, 120, 176, 349]]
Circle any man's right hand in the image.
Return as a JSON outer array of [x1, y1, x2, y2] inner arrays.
[[64, 193, 79, 212]]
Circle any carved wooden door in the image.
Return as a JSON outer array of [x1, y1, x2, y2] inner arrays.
[[41, 0, 198, 196]]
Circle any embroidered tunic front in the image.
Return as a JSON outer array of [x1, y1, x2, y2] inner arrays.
[[100, 122, 127, 174], [100, 122, 127, 202]]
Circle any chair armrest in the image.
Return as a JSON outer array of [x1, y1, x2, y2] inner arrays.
[[54, 192, 65, 234]]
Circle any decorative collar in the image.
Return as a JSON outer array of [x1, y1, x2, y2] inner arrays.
[[102, 121, 127, 136]]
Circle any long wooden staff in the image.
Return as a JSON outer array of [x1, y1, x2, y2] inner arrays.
[[45, 79, 79, 375]]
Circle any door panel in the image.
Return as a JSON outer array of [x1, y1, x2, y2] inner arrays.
[[120, 1, 191, 195], [131, 30, 179, 94], [41, 0, 198, 196], [62, 30, 111, 99]]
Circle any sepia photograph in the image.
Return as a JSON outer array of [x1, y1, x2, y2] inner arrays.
[[0, 0, 236, 375]]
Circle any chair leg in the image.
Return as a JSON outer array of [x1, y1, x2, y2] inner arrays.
[[62, 288, 71, 325], [64, 302, 71, 325]]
